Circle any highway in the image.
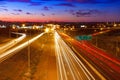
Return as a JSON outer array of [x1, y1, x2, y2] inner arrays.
[[55, 32, 102, 80], [0, 32, 44, 63], [59, 31, 120, 80], [0, 32, 26, 54], [0, 32, 57, 80], [0, 29, 120, 80]]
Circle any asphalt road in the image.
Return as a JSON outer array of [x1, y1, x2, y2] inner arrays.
[[0, 33, 26, 54], [55, 32, 97, 80], [0, 32, 57, 80], [59, 32, 120, 80], [1, 30, 119, 80]]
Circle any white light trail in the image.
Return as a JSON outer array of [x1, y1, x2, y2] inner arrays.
[[0, 32, 26, 54], [55, 32, 95, 80], [0, 32, 45, 63]]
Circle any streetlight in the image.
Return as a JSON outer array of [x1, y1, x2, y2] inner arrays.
[[24, 40, 31, 80], [45, 28, 49, 33], [22, 24, 25, 27], [24, 29, 31, 80], [28, 40, 31, 78], [27, 26, 32, 79], [9, 28, 11, 38], [96, 36, 98, 46], [116, 40, 119, 57]]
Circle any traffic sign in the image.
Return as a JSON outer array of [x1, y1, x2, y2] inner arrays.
[[76, 35, 92, 40]]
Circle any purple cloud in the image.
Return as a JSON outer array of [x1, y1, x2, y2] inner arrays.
[[14, 9, 22, 12], [76, 11, 91, 17], [0, 1, 6, 5], [65, 9, 75, 15], [41, 13, 45, 16], [7, 0, 30, 3], [0, 0, 120, 4], [65, 0, 120, 4], [52, 13, 55, 15], [11, 13, 20, 15], [55, 3, 75, 7], [26, 12, 32, 15], [0, 6, 7, 8], [3, 8, 8, 11], [67, 9, 101, 17], [90, 0, 120, 4], [0, 8, 8, 11], [42, 6, 49, 11], [67, 10, 74, 13], [29, 2, 43, 6]]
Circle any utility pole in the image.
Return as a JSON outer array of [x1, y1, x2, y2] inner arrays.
[[9, 29, 11, 38], [96, 36, 97, 46], [23, 33, 31, 80], [116, 40, 119, 57], [28, 40, 31, 79], [16, 28, 18, 37], [27, 28, 32, 80]]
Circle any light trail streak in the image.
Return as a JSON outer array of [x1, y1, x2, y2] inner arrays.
[[80, 41, 120, 74], [59, 31, 120, 79], [83, 41, 120, 65], [0, 32, 45, 63], [92, 30, 110, 36], [73, 41, 120, 79], [72, 46, 106, 80], [58, 35, 95, 80], [55, 32, 95, 80], [55, 33, 68, 80], [0, 32, 26, 54]]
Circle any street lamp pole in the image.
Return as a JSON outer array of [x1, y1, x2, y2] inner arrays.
[[27, 40, 31, 80], [96, 36, 97, 46], [9, 29, 11, 38], [23, 29, 31, 80], [116, 40, 119, 57]]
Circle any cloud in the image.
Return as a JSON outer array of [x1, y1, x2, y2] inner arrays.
[[41, 13, 45, 16], [7, 0, 30, 3], [91, 0, 120, 3], [0, 1, 6, 5], [0, 0, 120, 4], [1, 0, 119, 4], [76, 11, 91, 17], [52, 13, 55, 15], [61, 0, 120, 4], [55, 3, 75, 7], [0, 8, 8, 11], [11, 13, 20, 15], [29, 2, 43, 6], [14, 9, 22, 12], [67, 9, 101, 17], [65, 9, 75, 14], [42, 6, 50, 11], [0, 6, 7, 8], [26, 12, 32, 15], [3, 8, 8, 11]]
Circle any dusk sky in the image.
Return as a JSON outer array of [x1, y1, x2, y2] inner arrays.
[[0, 0, 120, 22]]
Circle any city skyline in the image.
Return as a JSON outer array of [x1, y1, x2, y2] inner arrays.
[[0, 0, 120, 22]]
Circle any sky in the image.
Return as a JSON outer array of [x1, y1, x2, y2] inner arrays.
[[0, 0, 120, 22]]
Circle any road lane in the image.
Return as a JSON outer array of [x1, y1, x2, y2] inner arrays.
[[32, 32, 57, 80], [0, 32, 26, 54], [55, 32, 95, 80], [0, 32, 44, 63], [59, 32, 120, 80], [0, 32, 57, 80]]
